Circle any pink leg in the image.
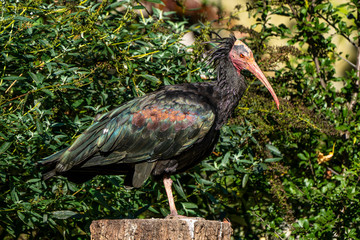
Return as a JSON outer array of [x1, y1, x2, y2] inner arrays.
[[163, 176, 178, 216]]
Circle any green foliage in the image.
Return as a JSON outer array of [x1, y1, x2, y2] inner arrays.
[[231, 0, 360, 238], [1, 0, 360, 239], [0, 1, 208, 239]]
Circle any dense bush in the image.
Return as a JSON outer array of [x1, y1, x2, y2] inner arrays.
[[237, 1, 360, 238], [1, 0, 359, 239]]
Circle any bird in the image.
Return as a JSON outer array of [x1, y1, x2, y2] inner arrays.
[[39, 35, 279, 217]]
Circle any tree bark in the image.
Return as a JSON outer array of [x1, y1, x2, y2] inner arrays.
[[90, 218, 233, 240]]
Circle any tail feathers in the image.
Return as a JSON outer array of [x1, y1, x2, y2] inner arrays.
[[38, 148, 67, 166], [38, 148, 67, 180], [42, 169, 57, 180]]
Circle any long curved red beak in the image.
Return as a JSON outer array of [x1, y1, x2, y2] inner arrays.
[[247, 61, 280, 110]]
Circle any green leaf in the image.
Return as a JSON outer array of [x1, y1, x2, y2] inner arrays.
[[264, 157, 282, 162], [51, 210, 78, 220], [0, 142, 11, 154], [238, 159, 253, 164], [297, 153, 308, 161], [173, 180, 187, 201], [72, 99, 84, 108], [17, 211, 26, 223], [242, 174, 249, 188], [266, 144, 282, 156], [220, 152, 230, 167], [14, 16, 32, 22], [144, 0, 165, 5], [133, 5, 146, 10], [26, 178, 41, 183], [140, 74, 161, 84], [197, 178, 214, 186], [160, 207, 168, 216], [11, 188, 19, 203], [1, 76, 27, 80], [181, 202, 198, 209], [106, 1, 125, 9], [148, 206, 160, 214], [41, 89, 55, 98], [298, 218, 309, 229]]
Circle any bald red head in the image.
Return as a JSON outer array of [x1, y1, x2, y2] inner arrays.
[[229, 40, 280, 109]]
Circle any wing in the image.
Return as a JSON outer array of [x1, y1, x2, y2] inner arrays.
[[52, 87, 215, 176]]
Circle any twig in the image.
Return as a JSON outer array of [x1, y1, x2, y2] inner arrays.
[[135, 0, 151, 16], [287, 2, 297, 17], [336, 53, 357, 69], [5, 91, 29, 103], [348, 46, 360, 111], [326, 167, 340, 176], [314, 56, 326, 89], [308, 158, 315, 180], [317, 13, 357, 48], [5, 79, 17, 93]]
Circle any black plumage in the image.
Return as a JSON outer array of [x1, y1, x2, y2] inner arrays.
[[39, 35, 279, 216]]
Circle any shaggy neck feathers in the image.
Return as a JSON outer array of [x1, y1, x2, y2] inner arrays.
[[208, 35, 248, 129]]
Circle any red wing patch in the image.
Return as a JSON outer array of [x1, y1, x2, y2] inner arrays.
[[132, 112, 146, 127], [132, 107, 197, 131]]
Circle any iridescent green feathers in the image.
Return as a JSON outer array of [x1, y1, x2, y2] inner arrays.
[[40, 85, 215, 186], [40, 35, 245, 188]]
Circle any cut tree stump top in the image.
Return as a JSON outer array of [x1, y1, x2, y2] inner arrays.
[[90, 218, 233, 240]]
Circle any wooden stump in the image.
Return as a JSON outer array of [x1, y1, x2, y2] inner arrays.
[[90, 218, 233, 240]]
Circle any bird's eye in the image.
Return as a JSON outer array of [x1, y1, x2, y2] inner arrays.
[[240, 54, 245, 58]]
